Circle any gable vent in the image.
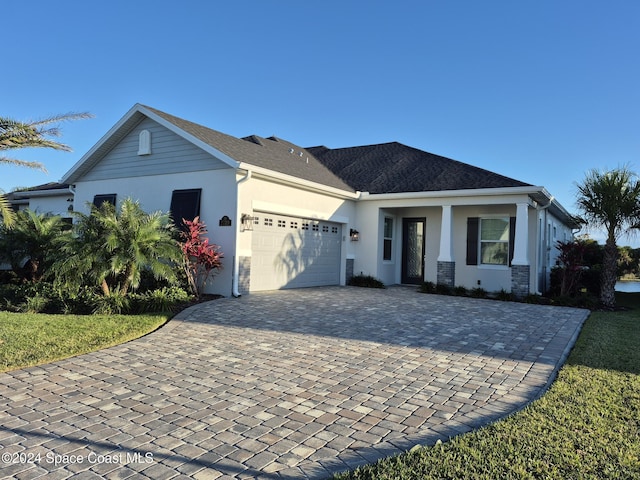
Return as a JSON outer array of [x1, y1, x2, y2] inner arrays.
[[138, 130, 151, 155]]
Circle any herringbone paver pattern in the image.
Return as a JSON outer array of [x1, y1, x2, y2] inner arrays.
[[0, 287, 588, 478]]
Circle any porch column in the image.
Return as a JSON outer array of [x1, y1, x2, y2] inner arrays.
[[511, 202, 530, 297], [437, 205, 455, 287]]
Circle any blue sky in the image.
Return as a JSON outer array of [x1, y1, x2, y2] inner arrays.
[[3, 1, 639, 244]]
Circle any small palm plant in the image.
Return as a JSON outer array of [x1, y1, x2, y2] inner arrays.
[[53, 198, 183, 296], [0, 209, 68, 282]]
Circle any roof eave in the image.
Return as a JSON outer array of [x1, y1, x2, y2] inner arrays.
[[12, 189, 72, 198], [238, 163, 359, 200], [358, 185, 547, 201], [360, 186, 577, 226]]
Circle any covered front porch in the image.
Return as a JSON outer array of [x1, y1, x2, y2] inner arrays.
[[351, 188, 561, 296]]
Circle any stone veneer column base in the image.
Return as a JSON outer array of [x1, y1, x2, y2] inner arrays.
[[238, 256, 251, 295], [437, 261, 455, 287], [511, 264, 530, 298], [346, 258, 355, 285]]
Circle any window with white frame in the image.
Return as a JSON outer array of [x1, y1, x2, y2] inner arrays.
[[383, 217, 393, 261], [480, 217, 510, 265]]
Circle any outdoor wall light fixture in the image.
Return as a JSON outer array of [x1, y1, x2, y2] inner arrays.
[[241, 213, 256, 231], [350, 228, 360, 241]]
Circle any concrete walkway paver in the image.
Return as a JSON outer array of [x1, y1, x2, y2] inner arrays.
[[0, 287, 588, 479]]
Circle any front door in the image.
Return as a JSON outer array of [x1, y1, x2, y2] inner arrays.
[[402, 218, 426, 284]]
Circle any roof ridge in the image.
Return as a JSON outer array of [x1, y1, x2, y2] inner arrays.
[[241, 135, 265, 146]]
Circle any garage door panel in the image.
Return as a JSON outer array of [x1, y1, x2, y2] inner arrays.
[[251, 213, 342, 291]]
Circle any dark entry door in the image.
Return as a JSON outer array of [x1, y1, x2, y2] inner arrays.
[[402, 218, 426, 284]]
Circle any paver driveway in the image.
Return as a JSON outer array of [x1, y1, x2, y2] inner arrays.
[[0, 287, 588, 479]]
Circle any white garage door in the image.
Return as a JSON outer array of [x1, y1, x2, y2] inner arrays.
[[251, 213, 342, 291]]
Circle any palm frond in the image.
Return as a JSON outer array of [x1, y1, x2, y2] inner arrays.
[[0, 111, 93, 155], [0, 193, 16, 227], [0, 156, 47, 171], [27, 112, 94, 129]]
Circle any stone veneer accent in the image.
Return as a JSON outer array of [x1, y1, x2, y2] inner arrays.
[[238, 256, 251, 295], [511, 264, 531, 298], [437, 261, 455, 287], [346, 258, 355, 284]]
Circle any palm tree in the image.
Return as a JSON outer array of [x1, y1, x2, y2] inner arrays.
[[0, 112, 93, 226], [575, 166, 640, 309], [0, 209, 68, 282], [53, 198, 183, 296]]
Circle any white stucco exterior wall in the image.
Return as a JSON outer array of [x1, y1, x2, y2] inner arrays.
[[72, 169, 238, 296], [26, 195, 73, 218]]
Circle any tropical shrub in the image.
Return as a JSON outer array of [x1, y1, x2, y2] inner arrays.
[[523, 293, 550, 305], [130, 286, 192, 313], [348, 274, 385, 289], [419, 281, 437, 294], [0, 210, 68, 282], [495, 289, 514, 301], [550, 238, 602, 298], [22, 294, 49, 314], [453, 285, 468, 296], [470, 287, 488, 298], [180, 217, 224, 297], [0, 281, 194, 315], [0, 282, 83, 314], [53, 199, 183, 296], [91, 292, 131, 315]]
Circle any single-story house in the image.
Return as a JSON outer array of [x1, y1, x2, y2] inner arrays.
[[22, 103, 577, 297]]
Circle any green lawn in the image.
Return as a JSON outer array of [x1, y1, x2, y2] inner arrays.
[[0, 311, 169, 372], [333, 294, 640, 479]]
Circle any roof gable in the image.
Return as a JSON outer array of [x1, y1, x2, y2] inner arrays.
[[62, 105, 240, 183], [307, 142, 531, 194]]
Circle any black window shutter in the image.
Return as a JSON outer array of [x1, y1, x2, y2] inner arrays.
[[508, 217, 516, 266], [466, 217, 479, 265], [93, 194, 117, 208], [170, 189, 202, 230]]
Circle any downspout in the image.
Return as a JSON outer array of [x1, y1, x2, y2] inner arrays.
[[68, 184, 76, 214], [232, 170, 252, 297], [537, 196, 555, 294]]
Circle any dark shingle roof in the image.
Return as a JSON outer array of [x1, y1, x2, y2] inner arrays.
[[307, 142, 531, 194], [143, 106, 354, 192], [72, 105, 531, 196], [14, 182, 70, 192]]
